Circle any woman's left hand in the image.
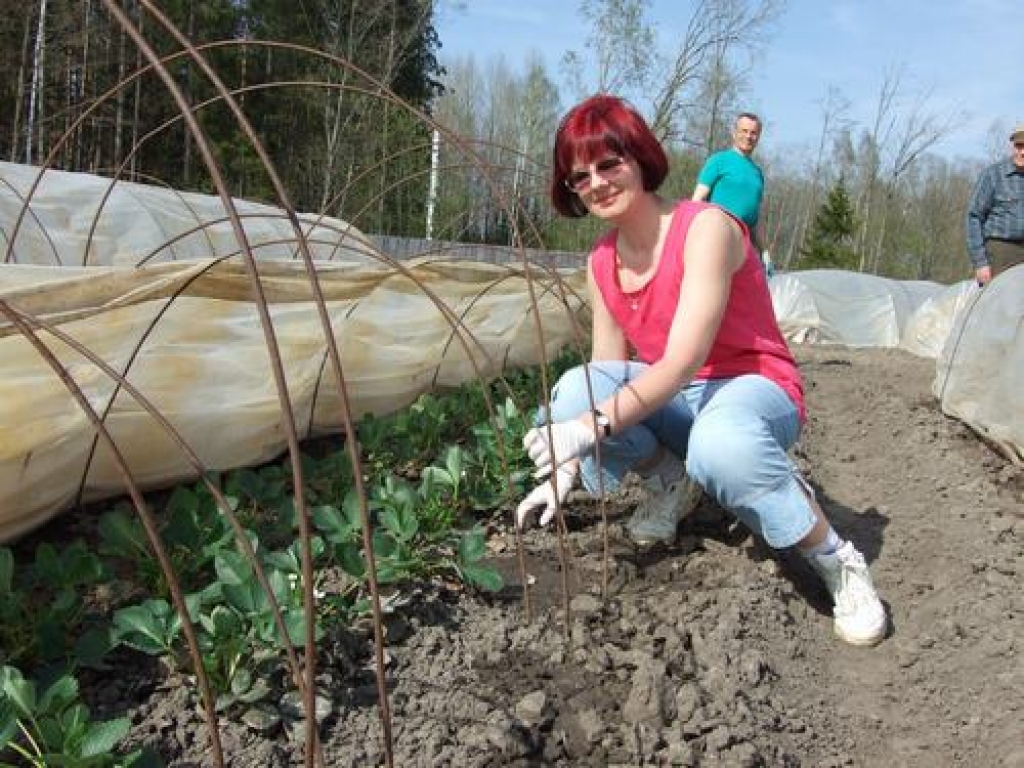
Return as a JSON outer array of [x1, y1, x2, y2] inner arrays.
[[523, 420, 596, 477]]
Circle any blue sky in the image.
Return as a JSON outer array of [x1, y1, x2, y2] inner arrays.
[[435, 0, 1020, 165]]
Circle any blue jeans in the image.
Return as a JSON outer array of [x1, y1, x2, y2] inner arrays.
[[539, 361, 817, 549]]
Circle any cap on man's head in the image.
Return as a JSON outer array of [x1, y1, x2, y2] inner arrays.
[[1010, 124, 1024, 143]]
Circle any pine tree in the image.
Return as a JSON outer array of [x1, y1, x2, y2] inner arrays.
[[799, 176, 858, 270]]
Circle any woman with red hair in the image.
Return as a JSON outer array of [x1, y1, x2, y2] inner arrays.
[[517, 94, 886, 647]]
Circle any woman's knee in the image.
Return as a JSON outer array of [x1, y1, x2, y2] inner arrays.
[[686, 417, 788, 508], [686, 427, 756, 493]]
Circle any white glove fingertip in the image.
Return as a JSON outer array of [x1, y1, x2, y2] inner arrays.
[[515, 500, 533, 529], [532, 465, 555, 481], [539, 505, 556, 526]]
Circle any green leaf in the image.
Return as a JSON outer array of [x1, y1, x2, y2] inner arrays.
[[112, 602, 175, 655], [457, 528, 488, 564], [371, 530, 399, 560], [236, 677, 271, 705], [372, 554, 400, 584], [73, 627, 115, 669], [214, 550, 253, 586], [184, 592, 205, 623], [0, 698, 20, 747], [281, 609, 313, 647], [32, 542, 62, 585], [165, 485, 200, 520], [38, 674, 78, 713], [0, 667, 35, 717], [78, 717, 131, 758], [263, 538, 323, 575], [230, 667, 253, 697], [341, 491, 367, 533], [60, 701, 90, 741], [334, 542, 366, 579], [222, 581, 267, 616], [233, 469, 271, 505], [39, 542, 105, 588], [421, 466, 454, 492], [460, 563, 504, 592], [312, 505, 347, 542], [97, 506, 148, 558], [444, 445, 465, 482], [380, 503, 418, 542], [39, 714, 69, 752], [209, 606, 242, 639], [266, 568, 292, 604]]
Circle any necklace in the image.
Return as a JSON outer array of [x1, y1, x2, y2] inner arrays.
[[623, 277, 646, 311], [616, 249, 648, 311]]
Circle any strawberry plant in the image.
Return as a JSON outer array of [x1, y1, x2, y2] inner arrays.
[[0, 543, 110, 671], [0, 665, 160, 767], [98, 485, 235, 597], [112, 540, 325, 711]]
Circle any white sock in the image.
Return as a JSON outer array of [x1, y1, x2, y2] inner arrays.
[[800, 527, 842, 558]]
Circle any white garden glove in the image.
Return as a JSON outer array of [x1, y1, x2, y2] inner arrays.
[[515, 463, 578, 529], [523, 420, 596, 478]]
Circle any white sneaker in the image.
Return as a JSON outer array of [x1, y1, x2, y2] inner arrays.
[[811, 542, 887, 646], [626, 476, 703, 545]]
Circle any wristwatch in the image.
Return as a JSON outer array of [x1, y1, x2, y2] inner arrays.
[[593, 409, 612, 438]]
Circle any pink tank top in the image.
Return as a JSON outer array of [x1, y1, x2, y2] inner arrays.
[[590, 200, 805, 421]]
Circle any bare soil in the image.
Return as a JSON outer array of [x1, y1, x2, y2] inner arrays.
[[93, 346, 1024, 766]]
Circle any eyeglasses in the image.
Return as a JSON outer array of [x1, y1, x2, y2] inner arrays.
[[564, 155, 628, 193]]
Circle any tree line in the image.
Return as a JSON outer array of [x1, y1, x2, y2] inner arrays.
[[431, 1, 986, 284], [0, 0, 444, 238], [0, 0, 987, 283]]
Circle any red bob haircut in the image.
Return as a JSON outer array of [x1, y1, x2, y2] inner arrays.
[[550, 94, 669, 218]]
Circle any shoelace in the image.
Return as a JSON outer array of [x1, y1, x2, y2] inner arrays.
[[835, 564, 877, 615]]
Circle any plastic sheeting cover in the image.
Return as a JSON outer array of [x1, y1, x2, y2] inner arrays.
[[0, 257, 588, 543], [0, 162, 589, 542], [1, 160, 378, 266], [769, 269, 943, 348], [901, 280, 979, 359], [768, 267, 1022, 464], [933, 266, 1024, 463]]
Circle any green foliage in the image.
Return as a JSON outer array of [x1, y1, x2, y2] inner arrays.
[[465, 396, 535, 510], [98, 485, 235, 597], [311, 493, 367, 584], [454, 527, 504, 592], [0, 665, 160, 767], [224, 465, 298, 548], [0, 543, 110, 672], [799, 177, 859, 270], [302, 449, 353, 506], [112, 537, 326, 710], [111, 599, 187, 660]]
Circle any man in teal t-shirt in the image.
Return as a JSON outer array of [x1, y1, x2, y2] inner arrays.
[[693, 112, 766, 256]]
